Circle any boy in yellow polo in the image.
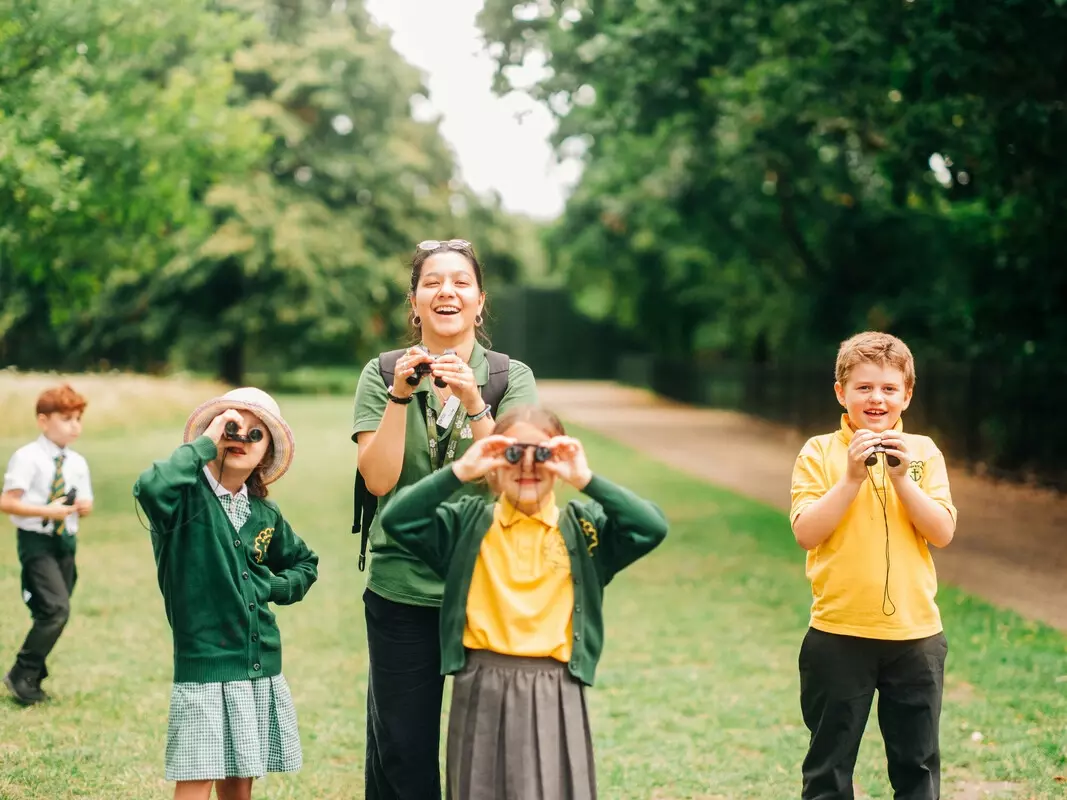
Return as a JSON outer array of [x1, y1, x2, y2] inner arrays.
[[790, 331, 957, 800]]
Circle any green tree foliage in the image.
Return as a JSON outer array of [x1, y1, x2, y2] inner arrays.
[[478, 0, 1067, 363], [1, 0, 543, 381], [0, 0, 265, 367]]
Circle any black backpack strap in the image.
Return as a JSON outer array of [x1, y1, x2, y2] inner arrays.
[[377, 348, 407, 393], [352, 349, 409, 571], [481, 350, 511, 413]]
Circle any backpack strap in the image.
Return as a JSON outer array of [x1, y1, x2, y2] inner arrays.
[[480, 350, 511, 415], [352, 349, 408, 570], [353, 348, 512, 572]]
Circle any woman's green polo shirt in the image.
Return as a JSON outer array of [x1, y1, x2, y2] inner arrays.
[[352, 342, 538, 606]]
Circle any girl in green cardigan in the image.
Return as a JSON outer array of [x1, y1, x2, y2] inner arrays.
[[380, 406, 668, 800], [134, 388, 319, 800]]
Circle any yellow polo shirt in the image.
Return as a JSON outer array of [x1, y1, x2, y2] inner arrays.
[[463, 493, 574, 662], [790, 414, 957, 640]]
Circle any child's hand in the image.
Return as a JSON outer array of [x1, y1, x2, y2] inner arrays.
[[452, 435, 512, 483], [203, 409, 245, 444], [42, 499, 77, 521], [846, 429, 881, 481], [542, 436, 593, 490], [877, 432, 912, 478], [74, 498, 93, 516]]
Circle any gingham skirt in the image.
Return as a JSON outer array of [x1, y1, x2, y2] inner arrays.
[[165, 674, 302, 781]]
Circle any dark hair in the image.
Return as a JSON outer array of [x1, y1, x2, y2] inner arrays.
[[409, 242, 484, 295], [36, 383, 87, 417], [408, 241, 490, 346], [492, 406, 566, 439], [247, 441, 274, 499]]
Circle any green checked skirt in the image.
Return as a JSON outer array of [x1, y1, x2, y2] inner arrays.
[[165, 674, 302, 781]]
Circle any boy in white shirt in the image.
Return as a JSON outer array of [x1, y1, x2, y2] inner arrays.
[[1, 383, 94, 705]]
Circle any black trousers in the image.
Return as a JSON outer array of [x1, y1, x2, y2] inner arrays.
[[799, 628, 947, 800], [12, 531, 78, 683], [364, 588, 445, 800]]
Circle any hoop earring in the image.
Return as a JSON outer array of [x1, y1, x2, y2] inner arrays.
[[475, 313, 483, 327], [412, 314, 421, 327]]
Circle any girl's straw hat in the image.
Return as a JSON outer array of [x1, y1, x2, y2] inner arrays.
[[183, 387, 295, 485]]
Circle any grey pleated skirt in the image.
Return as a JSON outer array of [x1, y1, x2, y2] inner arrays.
[[446, 649, 597, 800]]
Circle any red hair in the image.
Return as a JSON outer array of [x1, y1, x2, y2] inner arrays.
[[36, 384, 88, 417]]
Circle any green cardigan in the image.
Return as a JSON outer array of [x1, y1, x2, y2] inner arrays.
[[379, 466, 668, 686], [133, 436, 319, 683]]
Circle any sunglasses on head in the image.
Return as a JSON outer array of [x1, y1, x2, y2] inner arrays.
[[504, 443, 553, 464], [417, 239, 472, 252], [224, 420, 264, 444]]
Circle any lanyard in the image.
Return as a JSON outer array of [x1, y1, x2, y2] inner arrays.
[[421, 394, 469, 471]]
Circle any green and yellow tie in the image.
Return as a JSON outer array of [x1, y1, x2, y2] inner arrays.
[[48, 453, 67, 536]]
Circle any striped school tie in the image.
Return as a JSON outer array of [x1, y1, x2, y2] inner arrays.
[[48, 453, 67, 536]]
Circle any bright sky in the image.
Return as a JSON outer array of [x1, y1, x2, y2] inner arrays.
[[363, 0, 578, 220]]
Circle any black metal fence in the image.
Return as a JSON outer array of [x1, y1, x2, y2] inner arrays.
[[617, 354, 1066, 491], [489, 286, 1066, 491]]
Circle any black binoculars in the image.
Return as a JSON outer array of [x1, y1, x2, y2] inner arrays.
[[504, 444, 553, 464], [866, 446, 900, 468], [406, 347, 455, 388], [224, 420, 264, 443]]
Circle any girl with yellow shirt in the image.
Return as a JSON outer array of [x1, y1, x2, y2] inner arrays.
[[380, 406, 668, 800]]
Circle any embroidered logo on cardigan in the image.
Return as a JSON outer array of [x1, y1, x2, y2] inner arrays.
[[254, 527, 274, 563], [578, 518, 599, 555]]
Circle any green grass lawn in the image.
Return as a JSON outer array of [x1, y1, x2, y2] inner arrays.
[[1, 395, 1065, 799]]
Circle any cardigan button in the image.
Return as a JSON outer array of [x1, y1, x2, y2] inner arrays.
[[573, 632, 581, 641], [253, 663, 261, 671], [575, 604, 582, 613], [573, 578, 581, 586], [251, 633, 258, 642], [242, 572, 249, 580], [248, 602, 255, 611], [234, 539, 241, 547]]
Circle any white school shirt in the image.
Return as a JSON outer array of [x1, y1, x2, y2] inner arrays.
[[3, 435, 93, 535]]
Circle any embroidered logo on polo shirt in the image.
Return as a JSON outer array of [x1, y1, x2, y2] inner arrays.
[[908, 461, 925, 483], [254, 527, 274, 563], [542, 532, 571, 573], [578, 518, 599, 555]]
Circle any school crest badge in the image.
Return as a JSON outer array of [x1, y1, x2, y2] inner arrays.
[[578, 517, 599, 555], [908, 461, 925, 483], [254, 527, 275, 563]]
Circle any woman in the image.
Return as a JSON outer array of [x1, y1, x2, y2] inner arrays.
[[351, 238, 539, 799]]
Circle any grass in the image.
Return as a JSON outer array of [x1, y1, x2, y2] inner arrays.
[[0, 370, 226, 439], [0, 389, 1065, 799]]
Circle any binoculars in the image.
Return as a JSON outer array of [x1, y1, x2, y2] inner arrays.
[[224, 420, 264, 443], [866, 446, 900, 468], [407, 347, 456, 388], [504, 444, 553, 464]]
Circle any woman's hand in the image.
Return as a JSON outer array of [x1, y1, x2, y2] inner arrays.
[[452, 435, 512, 483], [541, 436, 593, 490], [430, 353, 483, 413], [389, 347, 434, 399]]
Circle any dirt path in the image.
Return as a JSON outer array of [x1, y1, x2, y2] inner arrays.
[[539, 381, 1067, 632]]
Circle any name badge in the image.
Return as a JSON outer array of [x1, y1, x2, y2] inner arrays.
[[437, 395, 461, 430]]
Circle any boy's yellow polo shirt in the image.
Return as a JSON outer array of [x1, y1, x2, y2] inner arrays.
[[463, 493, 574, 663], [791, 415, 957, 640]]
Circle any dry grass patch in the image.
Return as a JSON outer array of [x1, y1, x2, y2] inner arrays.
[[0, 370, 227, 438]]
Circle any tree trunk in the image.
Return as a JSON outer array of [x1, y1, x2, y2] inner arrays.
[[218, 339, 244, 386]]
